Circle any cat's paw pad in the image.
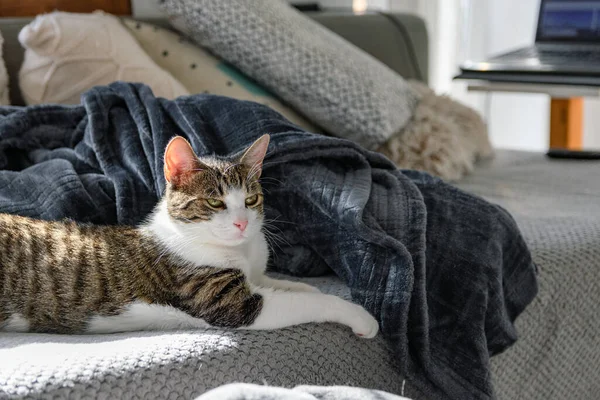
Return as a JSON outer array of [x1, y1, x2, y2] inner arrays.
[[350, 306, 379, 339]]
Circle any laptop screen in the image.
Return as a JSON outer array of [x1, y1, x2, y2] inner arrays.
[[537, 0, 600, 42]]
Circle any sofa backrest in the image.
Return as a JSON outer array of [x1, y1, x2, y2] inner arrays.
[[0, 13, 428, 106]]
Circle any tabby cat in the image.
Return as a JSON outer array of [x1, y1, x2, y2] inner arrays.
[[0, 134, 379, 337]]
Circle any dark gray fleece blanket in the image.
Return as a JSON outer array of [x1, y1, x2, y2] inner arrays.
[[0, 83, 537, 400]]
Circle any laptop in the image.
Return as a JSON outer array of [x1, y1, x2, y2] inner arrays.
[[461, 0, 600, 76]]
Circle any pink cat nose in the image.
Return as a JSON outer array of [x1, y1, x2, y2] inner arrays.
[[234, 220, 248, 232]]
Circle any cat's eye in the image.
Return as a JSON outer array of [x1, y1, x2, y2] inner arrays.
[[206, 198, 225, 209], [245, 194, 261, 207]]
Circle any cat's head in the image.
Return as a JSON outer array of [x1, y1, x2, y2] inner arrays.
[[162, 135, 270, 246]]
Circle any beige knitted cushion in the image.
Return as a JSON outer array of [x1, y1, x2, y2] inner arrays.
[[122, 18, 319, 132], [0, 30, 9, 105], [18, 11, 189, 105]]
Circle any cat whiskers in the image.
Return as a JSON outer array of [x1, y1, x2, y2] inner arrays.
[[223, 163, 242, 175], [262, 229, 287, 254], [260, 161, 279, 170], [261, 221, 293, 254], [207, 188, 220, 199], [153, 246, 172, 266], [259, 176, 284, 186], [257, 175, 285, 196], [247, 164, 262, 181], [247, 161, 276, 181], [263, 217, 298, 226]]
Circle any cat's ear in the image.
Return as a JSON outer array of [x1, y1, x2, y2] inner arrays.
[[239, 134, 270, 178], [164, 136, 202, 185]]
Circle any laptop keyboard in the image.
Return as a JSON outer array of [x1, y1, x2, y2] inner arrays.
[[505, 47, 600, 64]]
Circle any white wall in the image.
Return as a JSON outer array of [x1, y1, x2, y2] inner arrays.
[[484, 0, 548, 151], [389, 0, 417, 13], [391, 1, 482, 115]]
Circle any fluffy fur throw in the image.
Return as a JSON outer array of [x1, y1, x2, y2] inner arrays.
[[378, 81, 493, 181]]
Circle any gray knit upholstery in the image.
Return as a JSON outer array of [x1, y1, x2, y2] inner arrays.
[[457, 151, 600, 400]]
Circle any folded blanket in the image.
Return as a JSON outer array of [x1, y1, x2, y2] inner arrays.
[[0, 83, 537, 400]]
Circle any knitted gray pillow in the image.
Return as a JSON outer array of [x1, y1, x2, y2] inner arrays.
[[160, 0, 419, 150]]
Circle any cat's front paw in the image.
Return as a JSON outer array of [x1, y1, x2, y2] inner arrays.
[[348, 304, 379, 339]]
